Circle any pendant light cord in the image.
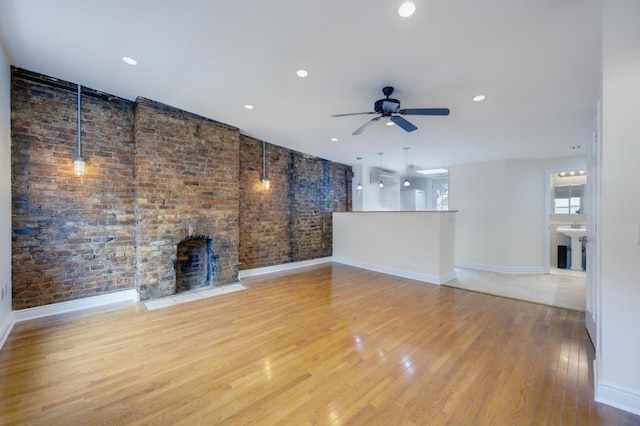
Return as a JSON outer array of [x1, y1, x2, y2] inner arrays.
[[77, 84, 82, 158]]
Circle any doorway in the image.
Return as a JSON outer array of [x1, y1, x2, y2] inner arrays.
[[546, 169, 588, 277]]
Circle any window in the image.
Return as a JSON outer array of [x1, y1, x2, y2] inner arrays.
[[429, 177, 448, 211], [554, 184, 582, 214]]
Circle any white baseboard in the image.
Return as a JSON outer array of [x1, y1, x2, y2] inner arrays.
[[0, 313, 14, 351], [455, 261, 545, 275], [12, 289, 139, 323], [333, 256, 456, 285], [239, 257, 333, 279], [439, 270, 458, 284], [595, 380, 640, 416]]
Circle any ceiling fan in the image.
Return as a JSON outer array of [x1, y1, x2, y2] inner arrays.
[[331, 86, 450, 135]]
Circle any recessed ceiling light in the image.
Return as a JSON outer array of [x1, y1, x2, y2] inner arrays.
[[122, 56, 137, 65], [330, 137, 338, 142], [571, 145, 582, 150], [386, 121, 395, 126], [244, 104, 254, 110], [473, 95, 486, 102], [398, 2, 416, 17], [296, 69, 309, 78], [416, 168, 449, 175]]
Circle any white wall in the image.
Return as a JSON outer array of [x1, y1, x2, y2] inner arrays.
[[333, 211, 456, 284], [352, 163, 364, 211], [0, 46, 12, 347], [449, 159, 510, 270], [359, 166, 401, 211], [450, 156, 586, 272], [598, 0, 640, 413]]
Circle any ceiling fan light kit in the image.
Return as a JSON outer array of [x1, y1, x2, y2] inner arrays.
[[331, 86, 450, 135]]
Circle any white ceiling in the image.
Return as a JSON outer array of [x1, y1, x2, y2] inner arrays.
[[0, 0, 600, 175]]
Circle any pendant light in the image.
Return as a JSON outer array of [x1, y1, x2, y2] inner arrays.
[[262, 140, 270, 190], [403, 147, 411, 187], [72, 84, 85, 176], [378, 152, 384, 188], [356, 157, 363, 191]]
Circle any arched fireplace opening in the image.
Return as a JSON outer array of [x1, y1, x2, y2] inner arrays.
[[175, 236, 217, 293]]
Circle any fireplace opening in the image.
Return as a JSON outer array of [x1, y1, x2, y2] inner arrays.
[[175, 236, 217, 293]]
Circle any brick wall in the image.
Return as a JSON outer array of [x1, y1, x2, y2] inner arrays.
[[11, 73, 136, 310], [239, 136, 292, 268], [10, 69, 351, 309], [239, 135, 352, 269], [134, 98, 239, 300]]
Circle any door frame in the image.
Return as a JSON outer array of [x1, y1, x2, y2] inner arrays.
[[544, 168, 586, 274], [585, 104, 602, 351], [543, 171, 553, 275]]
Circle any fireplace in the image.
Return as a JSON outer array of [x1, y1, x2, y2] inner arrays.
[[175, 236, 217, 293]]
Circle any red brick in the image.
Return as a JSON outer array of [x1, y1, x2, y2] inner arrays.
[[11, 70, 351, 308]]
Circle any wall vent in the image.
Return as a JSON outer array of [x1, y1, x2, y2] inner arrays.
[[370, 168, 399, 186]]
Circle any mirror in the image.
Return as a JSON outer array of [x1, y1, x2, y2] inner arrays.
[[554, 184, 583, 214], [552, 171, 586, 215]]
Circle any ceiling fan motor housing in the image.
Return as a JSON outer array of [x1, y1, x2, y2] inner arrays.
[[374, 98, 401, 115]]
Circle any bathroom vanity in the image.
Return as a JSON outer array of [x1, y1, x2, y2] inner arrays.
[[557, 225, 587, 271]]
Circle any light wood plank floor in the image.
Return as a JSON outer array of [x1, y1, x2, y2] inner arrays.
[[1, 263, 637, 425]]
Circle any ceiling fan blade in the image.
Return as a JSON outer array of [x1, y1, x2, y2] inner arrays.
[[353, 116, 381, 135], [390, 115, 417, 132], [331, 112, 377, 117], [399, 108, 450, 116]]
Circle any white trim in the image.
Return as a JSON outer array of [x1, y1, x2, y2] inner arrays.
[[12, 289, 139, 323], [333, 256, 455, 285], [595, 378, 640, 416], [544, 169, 552, 274], [143, 283, 247, 311], [238, 257, 332, 279], [455, 261, 545, 275], [0, 314, 15, 350]]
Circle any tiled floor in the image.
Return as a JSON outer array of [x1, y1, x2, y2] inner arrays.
[[143, 283, 247, 311], [444, 267, 586, 311]]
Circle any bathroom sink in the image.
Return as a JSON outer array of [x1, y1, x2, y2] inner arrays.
[[556, 226, 587, 239], [556, 226, 587, 271]]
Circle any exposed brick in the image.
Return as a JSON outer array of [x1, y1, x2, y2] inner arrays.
[[11, 69, 351, 309], [11, 72, 136, 310], [134, 97, 240, 300], [239, 136, 351, 269]]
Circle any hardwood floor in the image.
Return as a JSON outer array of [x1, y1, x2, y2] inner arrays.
[[1, 263, 638, 425]]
